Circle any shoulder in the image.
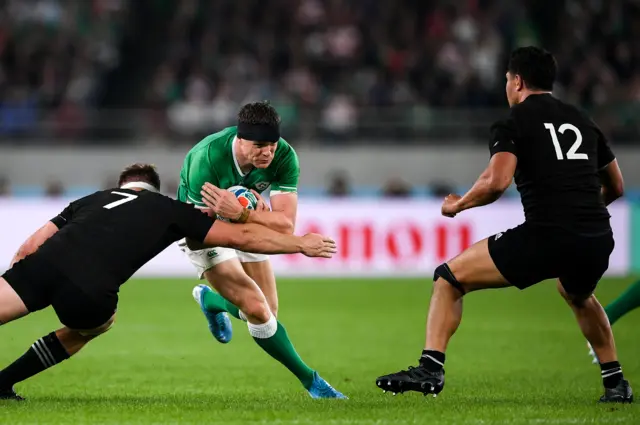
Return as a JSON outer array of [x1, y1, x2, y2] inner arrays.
[[275, 138, 298, 162], [187, 127, 236, 159]]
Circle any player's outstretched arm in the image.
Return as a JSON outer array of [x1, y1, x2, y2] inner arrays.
[[10, 221, 59, 267], [202, 220, 336, 258], [599, 159, 624, 206], [200, 183, 295, 233], [442, 152, 517, 217]]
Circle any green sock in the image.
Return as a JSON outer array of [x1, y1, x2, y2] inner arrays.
[[605, 279, 640, 325], [251, 320, 316, 389], [202, 289, 242, 320]]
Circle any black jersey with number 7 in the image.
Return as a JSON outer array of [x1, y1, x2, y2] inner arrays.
[[36, 189, 215, 299]]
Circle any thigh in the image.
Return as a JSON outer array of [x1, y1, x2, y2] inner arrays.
[[559, 232, 614, 298], [1, 254, 57, 314], [0, 277, 29, 324], [177, 238, 238, 279], [486, 224, 558, 290], [204, 258, 265, 306], [51, 283, 117, 331], [446, 238, 511, 293], [241, 259, 278, 315]]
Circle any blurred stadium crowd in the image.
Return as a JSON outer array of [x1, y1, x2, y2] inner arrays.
[[0, 0, 638, 145]]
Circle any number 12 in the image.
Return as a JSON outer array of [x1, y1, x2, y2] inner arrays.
[[544, 123, 588, 160]]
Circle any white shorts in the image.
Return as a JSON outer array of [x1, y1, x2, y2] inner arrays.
[[177, 238, 269, 279]]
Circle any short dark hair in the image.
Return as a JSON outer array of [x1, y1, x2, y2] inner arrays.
[[507, 47, 557, 91], [237, 101, 281, 128], [118, 163, 161, 191]]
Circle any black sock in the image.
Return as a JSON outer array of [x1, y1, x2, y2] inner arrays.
[[0, 332, 70, 390], [600, 361, 624, 389], [419, 350, 445, 372]]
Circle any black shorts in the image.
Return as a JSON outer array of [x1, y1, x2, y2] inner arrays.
[[488, 222, 614, 296], [2, 254, 117, 330]]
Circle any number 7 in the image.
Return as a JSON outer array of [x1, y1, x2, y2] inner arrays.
[[103, 191, 138, 209]]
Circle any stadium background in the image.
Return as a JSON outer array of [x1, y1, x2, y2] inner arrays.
[[0, 1, 638, 424]]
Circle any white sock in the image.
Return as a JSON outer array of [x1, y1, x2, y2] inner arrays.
[[247, 314, 278, 339], [238, 310, 248, 322]]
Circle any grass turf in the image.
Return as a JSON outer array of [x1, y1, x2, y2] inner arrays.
[[0, 277, 637, 424]]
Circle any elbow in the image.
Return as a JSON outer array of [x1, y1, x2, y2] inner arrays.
[[613, 182, 624, 200], [15, 244, 35, 262], [282, 220, 295, 235]]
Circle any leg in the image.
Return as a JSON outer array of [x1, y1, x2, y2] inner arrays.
[[558, 282, 617, 363], [240, 257, 278, 318], [558, 280, 633, 403], [0, 315, 115, 400], [604, 279, 640, 326], [0, 277, 29, 325], [377, 224, 556, 396], [377, 238, 511, 396], [199, 258, 345, 398], [426, 238, 511, 353]]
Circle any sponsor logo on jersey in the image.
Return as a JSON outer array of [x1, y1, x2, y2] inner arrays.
[[255, 182, 270, 191]]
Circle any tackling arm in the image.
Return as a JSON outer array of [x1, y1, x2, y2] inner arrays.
[[10, 222, 60, 267], [244, 192, 297, 234], [201, 221, 333, 257], [453, 152, 517, 213]]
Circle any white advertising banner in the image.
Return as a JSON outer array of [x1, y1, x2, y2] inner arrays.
[[0, 199, 630, 277]]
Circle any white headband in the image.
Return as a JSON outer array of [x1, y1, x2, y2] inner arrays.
[[120, 181, 159, 193]]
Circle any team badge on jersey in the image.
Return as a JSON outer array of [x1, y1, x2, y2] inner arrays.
[[255, 181, 270, 191]]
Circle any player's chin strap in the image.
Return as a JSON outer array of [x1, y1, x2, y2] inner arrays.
[[120, 181, 159, 193]]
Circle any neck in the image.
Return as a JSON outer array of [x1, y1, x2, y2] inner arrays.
[[120, 181, 159, 193], [519, 89, 551, 104], [234, 140, 254, 173]]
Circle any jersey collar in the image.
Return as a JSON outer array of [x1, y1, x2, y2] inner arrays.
[[232, 136, 248, 177], [120, 181, 159, 193]]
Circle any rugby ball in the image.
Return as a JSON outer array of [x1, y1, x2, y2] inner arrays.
[[227, 185, 258, 210]]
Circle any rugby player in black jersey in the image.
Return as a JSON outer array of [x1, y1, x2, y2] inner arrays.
[[376, 47, 632, 404], [0, 163, 336, 400]]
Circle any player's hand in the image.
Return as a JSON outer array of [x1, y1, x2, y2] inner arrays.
[[201, 183, 244, 220], [300, 233, 337, 258], [250, 189, 270, 212], [441, 194, 462, 218]]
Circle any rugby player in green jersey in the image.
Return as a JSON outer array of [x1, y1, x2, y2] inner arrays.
[[177, 102, 345, 399]]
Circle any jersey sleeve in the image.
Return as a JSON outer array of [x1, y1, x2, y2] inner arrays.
[[595, 125, 615, 170], [50, 203, 74, 229], [171, 200, 216, 242], [489, 118, 518, 158], [271, 145, 300, 195], [182, 146, 220, 208]]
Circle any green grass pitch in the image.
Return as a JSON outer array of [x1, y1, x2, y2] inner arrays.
[[0, 277, 637, 424]]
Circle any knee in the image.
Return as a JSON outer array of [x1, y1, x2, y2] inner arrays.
[[557, 280, 591, 308], [434, 263, 466, 295], [76, 314, 116, 338], [241, 297, 271, 323], [268, 300, 278, 318]]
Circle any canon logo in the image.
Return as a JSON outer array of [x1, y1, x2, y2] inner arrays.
[[286, 220, 472, 264]]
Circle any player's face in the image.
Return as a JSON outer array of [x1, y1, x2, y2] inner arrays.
[[505, 72, 521, 107], [241, 139, 277, 168]]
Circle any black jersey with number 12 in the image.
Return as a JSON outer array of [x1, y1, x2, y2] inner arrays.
[[36, 189, 214, 300], [488, 94, 615, 236]]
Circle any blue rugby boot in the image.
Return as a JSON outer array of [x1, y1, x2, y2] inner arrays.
[[192, 284, 233, 344]]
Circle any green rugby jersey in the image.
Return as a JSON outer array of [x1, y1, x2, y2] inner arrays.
[[177, 126, 299, 207]]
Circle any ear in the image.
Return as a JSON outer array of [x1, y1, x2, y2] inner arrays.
[[515, 74, 524, 92]]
